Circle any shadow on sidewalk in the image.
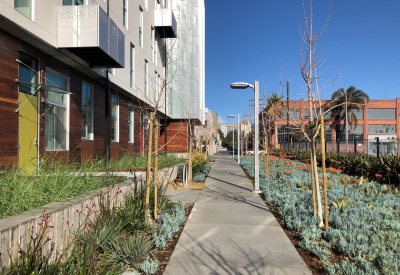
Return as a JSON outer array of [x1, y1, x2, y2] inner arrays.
[[205, 176, 251, 192], [172, 231, 268, 275], [201, 186, 271, 213]]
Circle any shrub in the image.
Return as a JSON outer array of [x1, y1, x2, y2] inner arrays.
[[193, 173, 206, 182], [192, 150, 207, 174]]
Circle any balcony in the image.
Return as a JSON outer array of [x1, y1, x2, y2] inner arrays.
[[154, 9, 177, 38], [58, 5, 125, 68]]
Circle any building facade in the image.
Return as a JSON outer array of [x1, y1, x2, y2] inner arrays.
[[0, 0, 205, 169], [273, 99, 400, 155]]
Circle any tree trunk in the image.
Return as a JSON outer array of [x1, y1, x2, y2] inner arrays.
[[188, 134, 193, 183], [274, 119, 278, 149], [266, 132, 270, 178], [263, 134, 267, 178], [310, 148, 316, 218], [321, 115, 329, 230], [145, 111, 154, 223], [154, 119, 159, 220], [311, 139, 323, 227]]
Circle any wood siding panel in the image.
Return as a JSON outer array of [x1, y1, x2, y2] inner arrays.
[[159, 120, 188, 153], [0, 29, 19, 167]]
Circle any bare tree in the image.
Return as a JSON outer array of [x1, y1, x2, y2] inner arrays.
[[298, 0, 332, 228]]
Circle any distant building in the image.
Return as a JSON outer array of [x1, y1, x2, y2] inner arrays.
[[270, 99, 400, 156]]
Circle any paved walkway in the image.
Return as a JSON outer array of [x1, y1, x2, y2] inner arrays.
[[164, 154, 312, 275]]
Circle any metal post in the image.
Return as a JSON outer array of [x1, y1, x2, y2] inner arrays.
[[254, 81, 260, 193], [337, 139, 340, 152], [237, 114, 240, 164], [376, 137, 380, 158], [354, 139, 357, 153], [345, 90, 348, 152]]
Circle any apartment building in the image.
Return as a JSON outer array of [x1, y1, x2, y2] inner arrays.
[[0, 0, 205, 169], [273, 98, 400, 155]]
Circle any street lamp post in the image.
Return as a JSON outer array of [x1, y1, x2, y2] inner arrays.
[[227, 114, 240, 164], [230, 81, 261, 193]]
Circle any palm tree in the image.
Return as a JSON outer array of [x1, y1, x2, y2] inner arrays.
[[328, 86, 369, 135], [266, 93, 284, 148]]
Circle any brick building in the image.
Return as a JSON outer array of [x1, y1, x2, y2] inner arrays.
[[272, 99, 400, 155]]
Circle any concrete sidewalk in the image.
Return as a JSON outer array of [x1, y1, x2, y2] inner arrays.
[[164, 154, 312, 275]]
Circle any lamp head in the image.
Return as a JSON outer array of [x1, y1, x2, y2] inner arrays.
[[230, 82, 254, 90]]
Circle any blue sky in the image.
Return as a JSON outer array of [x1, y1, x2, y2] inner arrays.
[[204, 1, 400, 124]]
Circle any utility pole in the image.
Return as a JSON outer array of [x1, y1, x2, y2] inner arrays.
[[286, 81, 290, 143]]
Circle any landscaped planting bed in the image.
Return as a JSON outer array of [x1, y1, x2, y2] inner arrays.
[[240, 155, 400, 275], [0, 154, 184, 218]]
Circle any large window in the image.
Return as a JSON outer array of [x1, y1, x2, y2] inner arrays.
[[45, 69, 69, 150], [18, 52, 37, 94], [82, 82, 93, 139], [277, 125, 301, 143], [349, 109, 363, 119], [111, 95, 119, 142], [123, 0, 128, 28], [139, 7, 143, 48], [63, 0, 85, 5], [15, 0, 32, 19], [144, 59, 148, 95], [336, 125, 363, 141], [128, 106, 134, 143], [368, 125, 396, 134], [278, 109, 299, 120], [130, 43, 135, 88], [368, 109, 395, 120]]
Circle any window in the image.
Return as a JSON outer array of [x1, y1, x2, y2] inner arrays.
[[107, 68, 115, 76], [15, 0, 32, 19], [18, 52, 37, 94], [123, 0, 128, 28], [154, 71, 158, 102], [336, 125, 363, 141], [82, 82, 93, 139], [111, 95, 119, 142], [368, 125, 396, 134], [144, 59, 148, 95], [128, 105, 134, 143], [139, 7, 143, 48], [130, 43, 135, 88], [154, 73, 161, 103], [278, 109, 299, 121], [349, 109, 363, 120], [151, 27, 155, 63], [277, 125, 300, 144], [154, 35, 158, 66], [368, 109, 395, 120], [45, 69, 69, 150], [63, 0, 85, 5]]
